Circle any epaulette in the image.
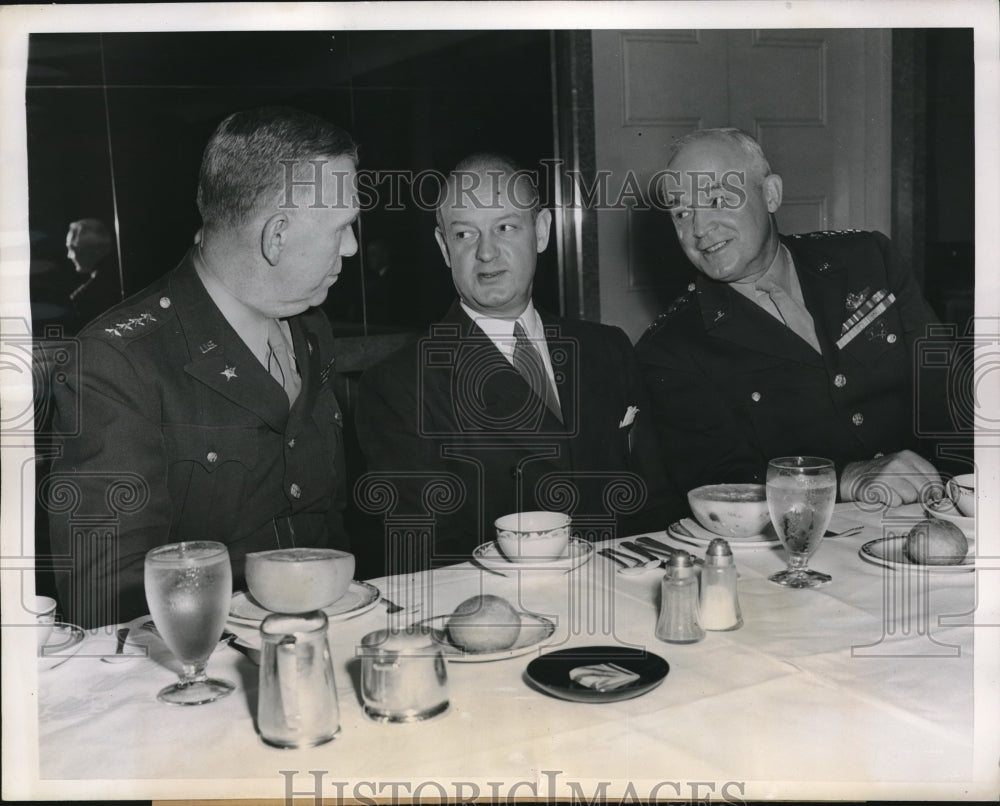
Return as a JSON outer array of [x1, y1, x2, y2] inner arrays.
[[643, 283, 697, 336], [787, 229, 863, 240], [88, 293, 174, 341]]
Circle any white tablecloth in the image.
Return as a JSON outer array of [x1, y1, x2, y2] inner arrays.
[[29, 504, 997, 800]]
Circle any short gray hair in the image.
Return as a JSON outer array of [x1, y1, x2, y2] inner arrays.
[[197, 106, 357, 229], [667, 127, 772, 182]]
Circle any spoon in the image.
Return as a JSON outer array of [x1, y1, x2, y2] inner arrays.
[[100, 626, 132, 664]]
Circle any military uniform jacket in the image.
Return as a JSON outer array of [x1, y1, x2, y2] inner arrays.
[[49, 252, 349, 628], [355, 301, 682, 574], [636, 230, 941, 494]]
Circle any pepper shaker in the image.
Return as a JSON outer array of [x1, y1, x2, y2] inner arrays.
[[655, 551, 705, 644], [700, 538, 743, 631]]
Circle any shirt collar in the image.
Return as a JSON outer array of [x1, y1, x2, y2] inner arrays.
[[729, 243, 803, 305], [193, 249, 270, 363], [459, 300, 544, 356]]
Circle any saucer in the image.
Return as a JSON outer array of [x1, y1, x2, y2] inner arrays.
[[416, 613, 557, 662], [39, 623, 85, 669], [228, 581, 380, 625], [668, 519, 778, 548], [526, 645, 669, 703], [859, 536, 974, 573], [472, 537, 594, 575], [921, 498, 974, 537]]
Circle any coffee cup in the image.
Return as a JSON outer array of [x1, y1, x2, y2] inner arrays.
[[947, 473, 975, 518], [35, 595, 57, 651]]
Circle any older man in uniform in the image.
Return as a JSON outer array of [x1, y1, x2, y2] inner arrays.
[[637, 128, 946, 506], [356, 154, 680, 576], [48, 107, 358, 628]]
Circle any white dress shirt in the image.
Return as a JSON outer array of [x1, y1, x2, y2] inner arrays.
[[459, 300, 561, 406]]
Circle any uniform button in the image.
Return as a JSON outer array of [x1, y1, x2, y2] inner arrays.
[[334, 411, 342, 423], [159, 296, 171, 309], [287, 438, 296, 449], [687, 282, 696, 292], [206, 451, 218, 463], [852, 412, 864, 426], [290, 483, 302, 499], [834, 374, 847, 388], [886, 333, 897, 344], [751, 392, 761, 402]]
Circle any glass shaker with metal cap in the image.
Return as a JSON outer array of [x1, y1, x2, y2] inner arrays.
[[700, 538, 743, 631], [655, 551, 705, 644]]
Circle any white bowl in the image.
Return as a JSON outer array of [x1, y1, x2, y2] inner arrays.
[[687, 483, 770, 539], [495, 511, 571, 563], [245, 548, 355, 613], [948, 473, 975, 518]]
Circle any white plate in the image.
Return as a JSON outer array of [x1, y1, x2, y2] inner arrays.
[[472, 537, 594, 574], [416, 613, 557, 662], [921, 498, 975, 536], [39, 622, 85, 668], [228, 581, 381, 625], [859, 536, 974, 573], [668, 520, 778, 549]]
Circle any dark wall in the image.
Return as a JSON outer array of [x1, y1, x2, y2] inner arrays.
[[27, 31, 558, 339]]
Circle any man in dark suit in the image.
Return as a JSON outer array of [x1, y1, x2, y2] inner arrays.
[[48, 107, 357, 628], [356, 154, 680, 574], [637, 128, 950, 506]]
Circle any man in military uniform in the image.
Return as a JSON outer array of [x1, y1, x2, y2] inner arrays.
[[48, 107, 358, 628], [637, 128, 946, 506], [356, 154, 680, 576]]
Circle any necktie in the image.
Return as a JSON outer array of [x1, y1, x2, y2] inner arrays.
[[266, 318, 301, 405], [755, 275, 823, 354], [512, 321, 562, 422]]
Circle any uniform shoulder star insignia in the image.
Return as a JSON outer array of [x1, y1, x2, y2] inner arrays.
[[220, 366, 238, 381], [788, 228, 864, 240], [642, 290, 696, 338], [91, 298, 166, 342]]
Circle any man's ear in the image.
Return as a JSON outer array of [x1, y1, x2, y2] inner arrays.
[[534, 208, 552, 253], [261, 213, 290, 266], [433, 227, 451, 269], [762, 174, 783, 214]]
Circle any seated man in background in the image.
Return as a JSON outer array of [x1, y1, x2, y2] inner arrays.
[[357, 154, 681, 575], [48, 107, 357, 628], [637, 128, 956, 507]]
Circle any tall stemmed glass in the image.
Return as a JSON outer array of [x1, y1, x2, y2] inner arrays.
[[766, 457, 836, 588], [144, 541, 235, 704]]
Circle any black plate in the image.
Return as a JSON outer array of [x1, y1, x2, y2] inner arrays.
[[525, 645, 669, 703]]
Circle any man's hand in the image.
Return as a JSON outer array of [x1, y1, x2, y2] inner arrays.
[[839, 450, 942, 507]]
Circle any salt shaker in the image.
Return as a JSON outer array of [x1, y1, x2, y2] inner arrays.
[[700, 538, 743, 631], [655, 551, 705, 644]]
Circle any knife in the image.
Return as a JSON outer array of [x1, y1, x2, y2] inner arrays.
[[636, 535, 704, 563]]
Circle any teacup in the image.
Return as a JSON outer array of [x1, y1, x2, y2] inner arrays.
[[495, 511, 571, 563], [947, 474, 975, 518], [35, 595, 57, 650]]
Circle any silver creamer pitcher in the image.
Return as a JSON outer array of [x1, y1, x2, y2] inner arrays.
[[258, 611, 339, 748], [359, 627, 448, 723]]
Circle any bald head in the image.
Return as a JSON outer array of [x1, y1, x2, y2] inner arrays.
[[435, 153, 540, 229]]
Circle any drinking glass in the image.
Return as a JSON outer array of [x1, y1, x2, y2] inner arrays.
[[144, 541, 235, 704], [766, 457, 836, 588]]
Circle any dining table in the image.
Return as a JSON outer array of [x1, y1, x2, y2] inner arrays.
[[28, 502, 998, 801]]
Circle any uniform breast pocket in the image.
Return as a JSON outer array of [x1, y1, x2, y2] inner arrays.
[[162, 424, 259, 472], [161, 424, 261, 538]]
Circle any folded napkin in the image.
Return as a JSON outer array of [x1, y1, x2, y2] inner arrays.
[[569, 662, 640, 692]]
